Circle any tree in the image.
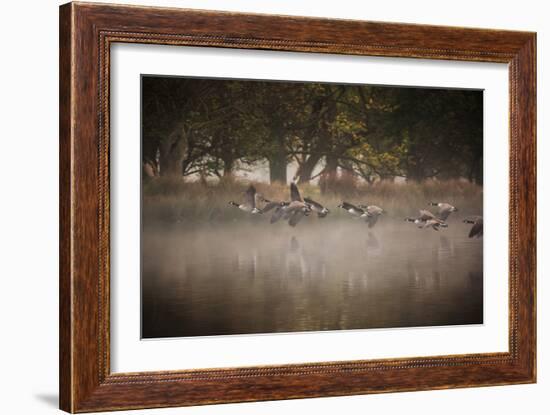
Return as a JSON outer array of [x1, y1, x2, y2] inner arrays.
[[141, 77, 483, 186], [141, 77, 218, 177]]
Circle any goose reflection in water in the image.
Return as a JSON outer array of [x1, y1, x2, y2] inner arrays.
[[407, 260, 442, 292], [141, 221, 483, 338], [285, 236, 308, 279], [365, 232, 382, 257], [236, 249, 259, 283], [436, 235, 455, 259], [290, 236, 300, 253]]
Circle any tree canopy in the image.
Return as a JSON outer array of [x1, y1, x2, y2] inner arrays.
[[141, 76, 483, 188]]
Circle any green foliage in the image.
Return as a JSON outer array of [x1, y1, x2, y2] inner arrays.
[[142, 76, 483, 185]]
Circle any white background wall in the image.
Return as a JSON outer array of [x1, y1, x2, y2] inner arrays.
[[0, 0, 546, 414]]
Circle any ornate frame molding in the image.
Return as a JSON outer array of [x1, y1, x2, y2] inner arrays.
[[60, 2, 536, 412]]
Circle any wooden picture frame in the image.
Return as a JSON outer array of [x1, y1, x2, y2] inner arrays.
[[59, 2, 536, 412]]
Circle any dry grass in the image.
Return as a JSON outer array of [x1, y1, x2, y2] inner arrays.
[[142, 176, 482, 225]]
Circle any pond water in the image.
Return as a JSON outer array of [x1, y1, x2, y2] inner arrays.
[[141, 219, 483, 338]]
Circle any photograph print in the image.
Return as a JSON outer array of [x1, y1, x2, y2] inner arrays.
[[141, 75, 483, 339]]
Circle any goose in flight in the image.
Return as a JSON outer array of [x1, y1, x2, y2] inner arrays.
[[463, 216, 483, 238], [286, 204, 309, 227], [405, 210, 447, 230], [429, 202, 458, 221], [405, 209, 437, 224], [255, 192, 270, 207], [284, 182, 312, 227], [337, 202, 365, 217], [260, 200, 287, 214], [303, 197, 330, 218], [420, 219, 448, 231], [228, 185, 262, 214], [261, 200, 290, 223], [358, 204, 385, 228], [268, 182, 311, 226]]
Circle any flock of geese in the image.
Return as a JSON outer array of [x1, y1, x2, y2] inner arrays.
[[228, 182, 483, 238]]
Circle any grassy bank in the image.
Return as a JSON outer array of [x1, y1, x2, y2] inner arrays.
[[142, 176, 483, 225]]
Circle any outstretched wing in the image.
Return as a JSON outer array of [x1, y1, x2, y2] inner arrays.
[[421, 219, 437, 230], [437, 208, 451, 221], [282, 203, 302, 220], [469, 220, 483, 238], [419, 209, 436, 221], [270, 206, 286, 223], [244, 185, 256, 209], [424, 220, 440, 231], [367, 205, 384, 216], [290, 182, 303, 202], [366, 214, 379, 228], [288, 210, 305, 227], [261, 201, 280, 213]]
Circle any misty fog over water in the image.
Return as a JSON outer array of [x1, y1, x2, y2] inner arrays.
[[141, 219, 483, 338]]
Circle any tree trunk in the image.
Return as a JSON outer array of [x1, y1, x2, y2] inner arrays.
[[296, 154, 322, 184], [222, 155, 235, 177], [405, 159, 426, 182], [268, 129, 287, 184], [319, 155, 338, 193], [199, 170, 208, 185], [269, 153, 287, 184], [158, 128, 187, 177]]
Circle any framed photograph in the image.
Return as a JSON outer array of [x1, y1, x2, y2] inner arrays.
[[59, 2, 536, 412]]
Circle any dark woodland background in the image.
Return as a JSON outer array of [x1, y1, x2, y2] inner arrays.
[[141, 76, 483, 190]]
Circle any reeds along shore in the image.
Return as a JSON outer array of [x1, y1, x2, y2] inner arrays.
[[142, 177, 482, 225]]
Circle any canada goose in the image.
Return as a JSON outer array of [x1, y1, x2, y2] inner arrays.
[[269, 202, 290, 223], [337, 202, 365, 217], [254, 192, 271, 210], [260, 200, 287, 214], [259, 197, 290, 222], [358, 204, 385, 228], [287, 207, 308, 227], [286, 183, 312, 227], [279, 202, 312, 227], [421, 219, 448, 231], [405, 210, 447, 230], [228, 185, 262, 214], [255, 192, 269, 204], [463, 216, 483, 238], [303, 197, 330, 218], [405, 209, 437, 224], [429, 202, 458, 221], [270, 182, 311, 226]]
